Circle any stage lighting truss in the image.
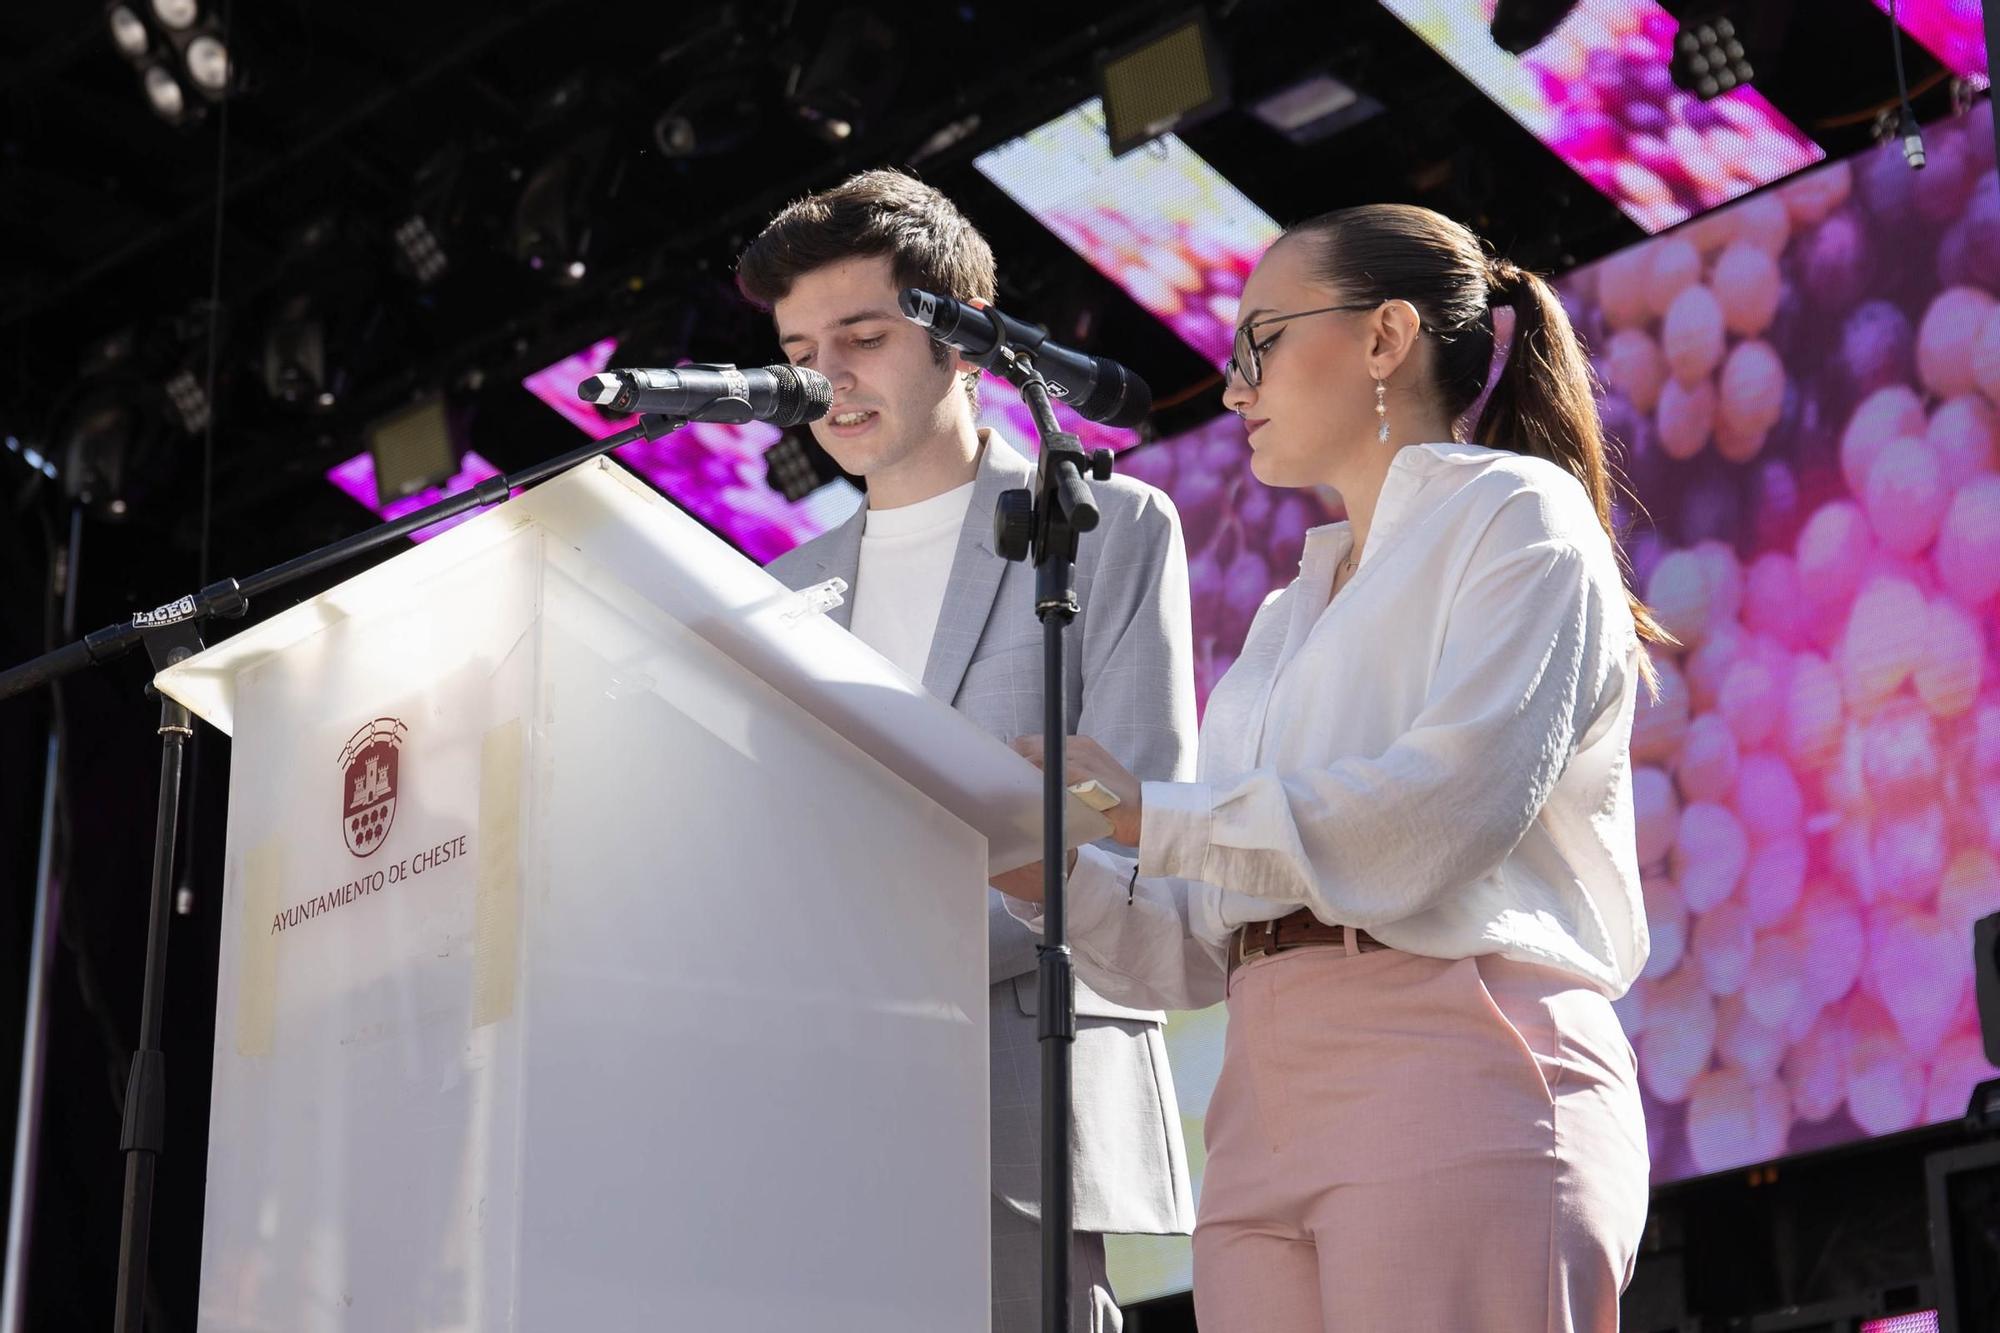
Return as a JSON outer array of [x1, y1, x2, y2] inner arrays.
[[787, 7, 903, 146]]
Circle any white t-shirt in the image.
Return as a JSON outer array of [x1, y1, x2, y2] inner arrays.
[[847, 479, 978, 683]]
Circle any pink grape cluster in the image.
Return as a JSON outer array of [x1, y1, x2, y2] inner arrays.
[[1117, 416, 1337, 709], [1521, 1, 1823, 234], [1562, 104, 2000, 1181], [1038, 207, 1266, 370]]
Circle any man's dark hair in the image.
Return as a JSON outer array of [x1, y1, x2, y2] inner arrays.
[[736, 168, 996, 407]]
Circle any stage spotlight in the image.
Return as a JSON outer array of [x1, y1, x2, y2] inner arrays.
[[162, 368, 209, 435], [654, 78, 763, 158], [50, 375, 171, 521], [149, 0, 197, 31], [1096, 9, 1229, 157], [763, 429, 850, 502], [141, 63, 189, 123], [108, 4, 150, 58], [261, 293, 332, 410], [1489, 0, 1583, 55], [3, 434, 59, 482], [1250, 72, 1384, 146], [788, 8, 903, 146], [366, 395, 461, 502], [392, 215, 448, 285], [512, 130, 611, 285], [182, 32, 229, 98], [1670, 11, 1755, 100]]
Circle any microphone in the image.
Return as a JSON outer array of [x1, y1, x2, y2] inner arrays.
[[898, 288, 1152, 428], [576, 363, 833, 427]]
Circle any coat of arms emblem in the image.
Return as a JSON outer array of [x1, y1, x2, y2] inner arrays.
[[338, 718, 407, 858]]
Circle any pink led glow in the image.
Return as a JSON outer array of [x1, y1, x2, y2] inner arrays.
[[1870, 0, 1990, 83], [1551, 127, 2000, 1182], [1859, 1312, 1941, 1333], [324, 449, 511, 544], [974, 98, 1279, 369], [518, 336, 860, 563]]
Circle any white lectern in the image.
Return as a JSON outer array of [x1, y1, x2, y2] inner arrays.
[[155, 457, 1104, 1332]]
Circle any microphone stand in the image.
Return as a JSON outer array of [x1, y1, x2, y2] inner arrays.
[[0, 412, 689, 1333], [977, 316, 1114, 1333]]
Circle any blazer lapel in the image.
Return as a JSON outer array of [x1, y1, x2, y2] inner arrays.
[[811, 504, 866, 632], [921, 433, 1032, 704]]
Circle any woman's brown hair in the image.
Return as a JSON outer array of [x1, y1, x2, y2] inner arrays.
[[1286, 204, 1674, 670]]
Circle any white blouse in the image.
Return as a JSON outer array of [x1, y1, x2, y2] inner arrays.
[[1035, 442, 1650, 1012]]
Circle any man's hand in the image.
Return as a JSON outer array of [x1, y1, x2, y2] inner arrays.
[[1012, 734, 1145, 848]]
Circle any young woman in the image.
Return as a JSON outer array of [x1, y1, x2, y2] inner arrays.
[[1003, 203, 1670, 1331]]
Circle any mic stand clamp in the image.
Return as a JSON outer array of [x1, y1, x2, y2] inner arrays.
[[987, 342, 1112, 1333]]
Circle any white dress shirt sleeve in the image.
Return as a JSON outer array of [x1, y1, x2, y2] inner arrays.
[[1003, 844, 1229, 1012], [1140, 502, 1631, 932]]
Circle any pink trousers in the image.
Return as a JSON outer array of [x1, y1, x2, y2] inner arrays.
[[1191, 946, 1650, 1333]]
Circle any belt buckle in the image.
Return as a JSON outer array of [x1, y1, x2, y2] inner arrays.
[[1237, 923, 1274, 967]]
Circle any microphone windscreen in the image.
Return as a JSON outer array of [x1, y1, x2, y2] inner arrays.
[[1080, 358, 1153, 429], [769, 365, 834, 427]]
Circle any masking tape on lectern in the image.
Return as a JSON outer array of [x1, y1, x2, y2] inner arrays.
[[236, 839, 282, 1058], [473, 718, 523, 1027]]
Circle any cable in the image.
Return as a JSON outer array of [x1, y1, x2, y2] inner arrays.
[[1889, 0, 1927, 168], [198, 0, 231, 587]]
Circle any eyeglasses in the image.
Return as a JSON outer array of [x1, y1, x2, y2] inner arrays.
[[1222, 303, 1381, 389]]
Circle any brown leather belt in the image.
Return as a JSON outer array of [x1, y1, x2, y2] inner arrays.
[[1229, 908, 1386, 975]]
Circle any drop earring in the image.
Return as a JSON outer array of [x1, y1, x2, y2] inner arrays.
[[1374, 377, 1389, 443]]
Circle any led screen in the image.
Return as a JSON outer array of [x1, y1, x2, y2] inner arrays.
[[1108, 112, 2000, 1300], [1869, 0, 1990, 83], [324, 449, 511, 544], [975, 97, 1281, 370], [1382, 0, 1825, 233]]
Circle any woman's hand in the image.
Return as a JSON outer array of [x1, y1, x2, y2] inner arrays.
[[989, 849, 1075, 906], [1011, 735, 1145, 848]]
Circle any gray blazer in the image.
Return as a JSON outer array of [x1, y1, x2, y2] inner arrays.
[[767, 433, 1198, 1236]]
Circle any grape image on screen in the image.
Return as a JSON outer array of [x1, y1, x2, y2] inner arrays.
[[1381, 0, 1824, 233], [1110, 112, 2000, 1304], [1561, 106, 2000, 1180]]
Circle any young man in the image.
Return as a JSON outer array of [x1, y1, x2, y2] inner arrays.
[[738, 169, 1197, 1333]]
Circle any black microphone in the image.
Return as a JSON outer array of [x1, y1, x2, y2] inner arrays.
[[898, 288, 1152, 428], [576, 363, 833, 427]]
